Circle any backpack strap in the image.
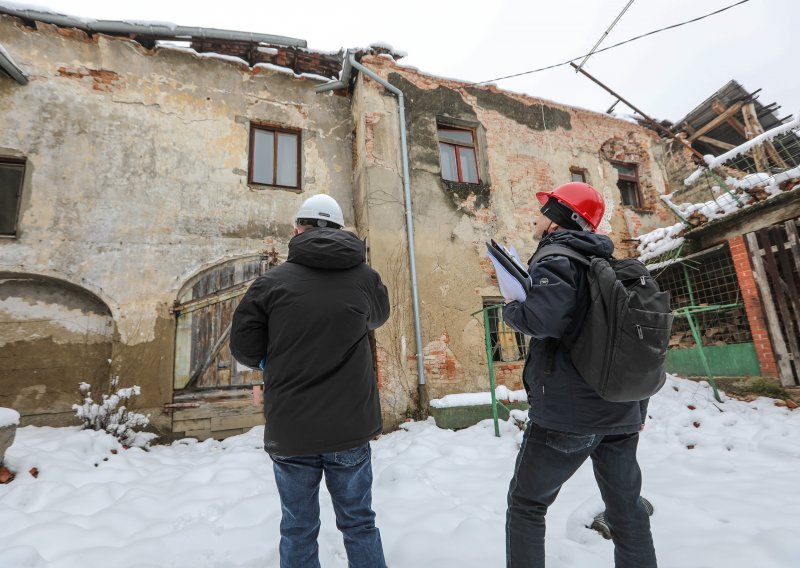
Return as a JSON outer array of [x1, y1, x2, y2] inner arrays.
[[529, 244, 593, 367], [529, 244, 591, 268]]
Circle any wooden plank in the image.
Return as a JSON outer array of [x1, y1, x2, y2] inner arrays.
[[711, 99, 747, 138], [689, 100, 744, 142], [173, 281, 252, 315], [772, 224, 800, 381], [741, 103, 771, 172], [186, 321, 232, 391], [210, 412, 264, 432], [210, 428, 248, 440], [696, 136, 736, 151], [785, 219, 800, 282], [746, 231, 795, 385], [172, 398, 254, 421], [172, 417, 211, 432]]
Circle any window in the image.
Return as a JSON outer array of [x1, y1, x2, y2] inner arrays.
[[484, 298, 528, 362], [0, 158, 25, 237], [570, 167, 587, 183], [438, 125, 479, 184], [249, 124, 300, 189], [611, 162, 643, 208]]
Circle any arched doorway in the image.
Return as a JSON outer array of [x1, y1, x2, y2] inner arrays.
[[0, 273, 114, 425], [171, 256, 269, 439]]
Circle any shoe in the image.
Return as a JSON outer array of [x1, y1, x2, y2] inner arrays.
[[589, 496, 654, 540]]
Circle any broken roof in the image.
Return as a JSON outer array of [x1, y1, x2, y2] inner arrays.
[[672, 79, 794, 157]]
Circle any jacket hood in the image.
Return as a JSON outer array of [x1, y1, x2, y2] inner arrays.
[[540, 229, 614, 258], [287, 228, 366, 270]]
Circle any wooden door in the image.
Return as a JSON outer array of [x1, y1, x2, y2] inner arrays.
[[174, 258, 266, 392], [745, 218, 800, 386]]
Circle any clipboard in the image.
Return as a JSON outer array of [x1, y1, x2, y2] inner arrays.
[[486, 240, 531, 302]]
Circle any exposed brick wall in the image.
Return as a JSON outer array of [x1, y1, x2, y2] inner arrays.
[[493, 362, 524, 391], [729, 235, 778, 377], [190, 40, 342, 79]]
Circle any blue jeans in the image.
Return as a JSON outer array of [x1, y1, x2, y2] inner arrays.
[[507, 422, 657, 568], [270, 442, 385, 568]]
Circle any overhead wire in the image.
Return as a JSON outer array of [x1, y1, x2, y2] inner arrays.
[[476, 0, 752, 85]]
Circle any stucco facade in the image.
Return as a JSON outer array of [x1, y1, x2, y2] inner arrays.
[[0, 16, 353, 434], [1, 14, 683, 437], [352, 58, 678, 419]]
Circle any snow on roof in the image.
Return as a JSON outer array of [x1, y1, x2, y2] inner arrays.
[[0, 407, 20, 427], [641, 113, 800, 266], [367, 41, 408, 59]]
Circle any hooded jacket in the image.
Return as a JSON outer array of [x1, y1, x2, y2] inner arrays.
[[230, 227, 390, 455], [503, 230, 648, 435]]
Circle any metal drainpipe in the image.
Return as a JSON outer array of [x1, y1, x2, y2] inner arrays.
[[317, 51, 427, 409]]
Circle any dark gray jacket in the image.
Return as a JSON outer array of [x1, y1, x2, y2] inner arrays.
[[503, 230, 648, 435], [230, 227, 390, 455]]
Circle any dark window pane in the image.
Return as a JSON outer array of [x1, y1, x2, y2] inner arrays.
[[571, 171, 586, 182], [276, 132, 298, 187], [438, 128, 474, 145], [439, 143, 458, 181], [0, 163, 24, 236], [617, 180, 640, 207], [252, 129, 274, 185], [458, 146, 479, 183]]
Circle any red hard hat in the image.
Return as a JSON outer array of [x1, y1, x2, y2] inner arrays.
[[536, 182, 605, 231]]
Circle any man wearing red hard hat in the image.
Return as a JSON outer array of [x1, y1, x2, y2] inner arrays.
[[503, 182, 657, 567]]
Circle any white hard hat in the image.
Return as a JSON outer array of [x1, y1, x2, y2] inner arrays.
[[295, 194, 345, 228]]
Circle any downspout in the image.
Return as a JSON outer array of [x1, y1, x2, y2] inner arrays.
[[0, 6, 307, 48], [0, 43, 28, 85], [316, 51, 427, 411]]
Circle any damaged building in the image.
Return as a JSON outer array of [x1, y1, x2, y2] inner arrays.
[[1, 6, 685, 439], [644, 80, 800, 389]]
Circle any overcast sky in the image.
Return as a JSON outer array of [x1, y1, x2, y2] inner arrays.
[[10, 0, 798, 124]]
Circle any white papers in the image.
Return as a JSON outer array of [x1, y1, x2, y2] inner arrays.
[[486, 240, 531, 302]]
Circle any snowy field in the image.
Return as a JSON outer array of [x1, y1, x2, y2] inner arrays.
[[2, 375, 800, 568]]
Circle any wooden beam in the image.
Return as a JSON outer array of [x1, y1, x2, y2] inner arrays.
[[741, 103, 771, 171], [741, 103, 790, 169], [688, 100, 744, 141], [696, 135, 736, 151]]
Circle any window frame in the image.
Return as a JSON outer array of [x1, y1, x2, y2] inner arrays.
[[611, 161, 644, 209], [570, 167, 588, 183], [0, 157, 26, 238], [483, 298, 529, 362], [437, 125, 480, 184], [248, 123, 302, 190]]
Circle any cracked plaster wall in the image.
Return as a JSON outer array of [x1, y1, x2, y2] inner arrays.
[[0, 16, 353, 424], [355, 57, 677, 412]]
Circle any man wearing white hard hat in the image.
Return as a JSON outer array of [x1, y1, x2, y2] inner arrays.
[[231, 193, 390, 567]]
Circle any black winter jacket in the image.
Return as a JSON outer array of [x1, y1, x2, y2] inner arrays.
[[230, 228, 390, 455], [503, 230, 648, 435]]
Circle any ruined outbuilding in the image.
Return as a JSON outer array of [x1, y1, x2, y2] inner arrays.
[[1, 7, 683, 439], [642, 81, 800, 387]]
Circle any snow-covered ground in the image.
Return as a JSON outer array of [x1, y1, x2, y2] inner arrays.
[[2, 375, 799, 568]]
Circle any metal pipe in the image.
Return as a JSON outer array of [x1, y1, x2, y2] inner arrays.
[[314, 51, 352, 93], [0, 43, 28, 84], [345, 53, 428, 403], [0, 6, 307, 48], [570, 62, 706, 161]]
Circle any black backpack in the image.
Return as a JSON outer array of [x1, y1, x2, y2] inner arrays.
[[530, 244, 673, 402]]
